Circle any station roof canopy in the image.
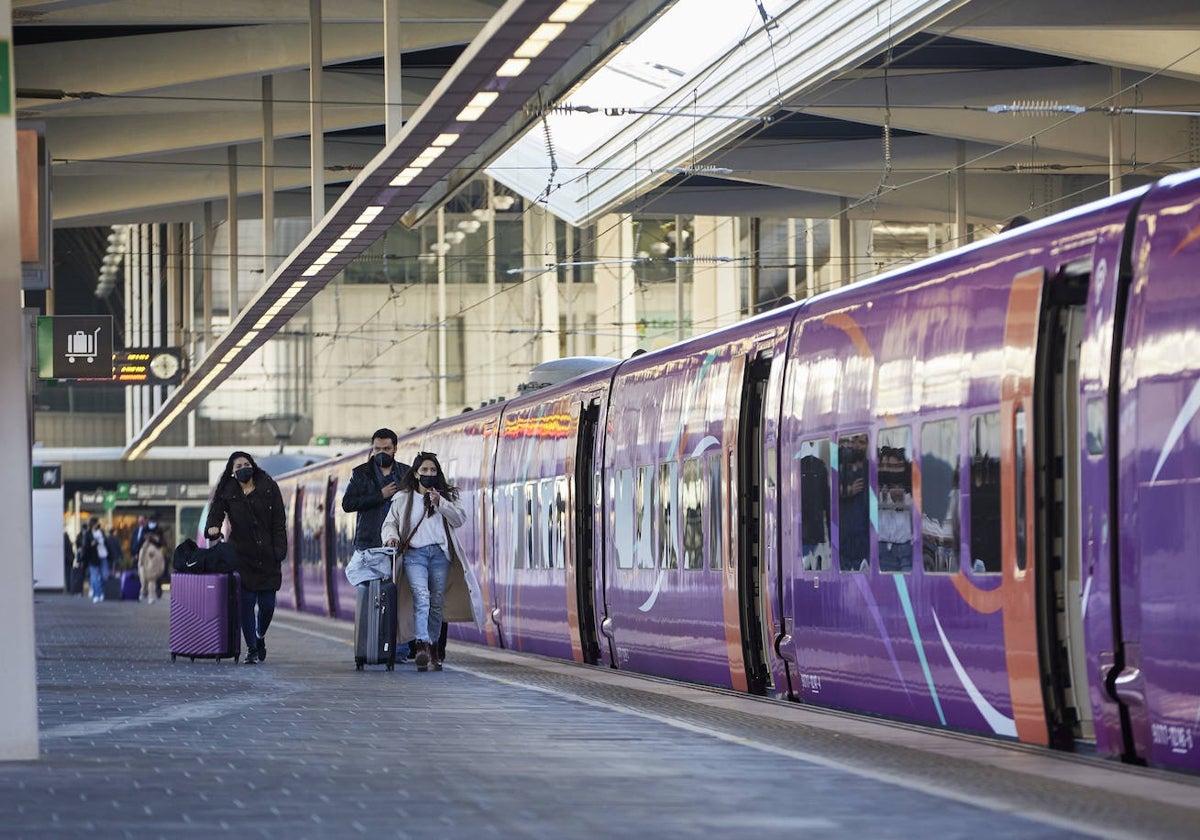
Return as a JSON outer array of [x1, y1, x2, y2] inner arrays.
[[13, 0, 1200, 458]]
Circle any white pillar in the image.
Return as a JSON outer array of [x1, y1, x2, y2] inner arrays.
[[592, 214, 637, 359], [0, 0, 41, 759], [690, 215, 740, 331], [310, 0, 325, 223], [227, 146, 239, 314], [436, 208, 447, 416], [524, 204, 559, 364], [384, 0, 404, 140], [262, 76, 276, 278]]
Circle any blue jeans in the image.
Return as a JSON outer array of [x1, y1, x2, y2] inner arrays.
[[879, 540, 913, 572], [88, 560, 110, 599], [239, 588, 277, 650], [403, 544, 449, 643]]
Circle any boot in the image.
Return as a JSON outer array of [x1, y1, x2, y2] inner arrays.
[[414, 640, 430, 672]]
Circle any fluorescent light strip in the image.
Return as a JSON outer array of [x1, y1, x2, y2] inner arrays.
[[496, 58, 530, 77], [457, 91, 498, 122], [236, 331, 258, 348], [355, 206, 384, 224], [221, 348, 240, 364], [412, 146, 446, 167], [327, 238, 351, 254], [549, 0, 593, 22], [344, 223, 367, 239], [432, 133, 460, 147], [390, 167, 422, 186], [514, 22, 565, 59], [302, 265, 323, 277]]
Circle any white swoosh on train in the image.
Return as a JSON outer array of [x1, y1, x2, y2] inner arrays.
[[1152, 378, 1200, 482], [638, 568, 667, 612], [689, 435, 721, 458], [932, 609, 1017, 737]]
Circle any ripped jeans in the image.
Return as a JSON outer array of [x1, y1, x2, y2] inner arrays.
[[402, 544, 450, 644]]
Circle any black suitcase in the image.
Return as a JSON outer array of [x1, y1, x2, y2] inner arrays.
[[102, 576, 123, 601], [354, 578, 398, 671], [67, 564, 86, 595]]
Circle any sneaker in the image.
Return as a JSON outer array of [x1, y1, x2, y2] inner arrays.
[[243, 650, 259, 664], [91, 595, 101, 604], [256, 637, 266, 662]]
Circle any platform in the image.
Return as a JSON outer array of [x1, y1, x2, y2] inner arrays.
[[5, 593, 1199, 838]]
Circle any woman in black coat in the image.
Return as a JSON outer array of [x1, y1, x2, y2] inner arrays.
[[205, 451, 288, 664]]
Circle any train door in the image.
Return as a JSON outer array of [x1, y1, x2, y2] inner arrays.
[[736, 350, 773, 695], [1034, 259, 1094, 749], [291, 484, 306, 612], [571, 398, 602, 665]]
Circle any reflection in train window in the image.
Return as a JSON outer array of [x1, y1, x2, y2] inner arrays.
[[799, 439, 831, 572], [614, 468, 634, 569], [636, 465, 655, 569], [525, 482, 537, 570], [682, 458, 704, 570], [921, 419, 960, 573], [1086, 398, 1106, 455], [539, 478, 554, 569], [838, 432, 870, 572], [706, 452, 723, 571], [877, 427, 914, 574], [1014, 408, 1028, 572], [969, 412, 1002, 574], [658, 462, 680, 570], [507, 484, 523, 570], [553, 476, 568, 569]]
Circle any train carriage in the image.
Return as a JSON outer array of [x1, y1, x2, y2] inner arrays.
[[262, 168, 1200, 776]]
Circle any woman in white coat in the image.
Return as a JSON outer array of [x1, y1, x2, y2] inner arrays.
[[381, 451, 481, 671]]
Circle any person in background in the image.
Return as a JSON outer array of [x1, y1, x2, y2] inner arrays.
[[76, 517, 111, 603], [137, 517, 166, 604], [876, 446, 914, 572], [129, 515, 148, 561], [382, 452, 469, 672], [206, 451, 288, 664]]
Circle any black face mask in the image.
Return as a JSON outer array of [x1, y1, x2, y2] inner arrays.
[[418, 474, 439, 488], [233, 467, 254, 483], [373, 452, 394, 469]]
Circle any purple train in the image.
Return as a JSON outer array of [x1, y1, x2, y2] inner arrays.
[[273, 169, 1200, 774]]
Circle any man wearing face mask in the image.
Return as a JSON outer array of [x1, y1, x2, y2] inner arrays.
[[205, 451, 288, 664], [342, 429, 407, 560]]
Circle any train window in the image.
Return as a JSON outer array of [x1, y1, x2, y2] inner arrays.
[[614, 468, 634, 569], [920, 419, 960, 574], [1086, 398, 1106, 455], [877, 427, 914, 574], [706, 452, 723, 571], [658, 462, 680, 570], [507, 484, 524, 571], [636, 465, 655, 569], [681, 458, 704, 570], [799, 439, 831, 572], [838, 432, 870, 572], [538, 479, 554, 569], [553, 476, 568, 569], [524, 482, 536, 570], [969, 412, 1002, 574]]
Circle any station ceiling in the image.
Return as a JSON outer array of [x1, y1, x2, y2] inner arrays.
[[15, 0, 1200, 229], [13, 0, 1200, 459]]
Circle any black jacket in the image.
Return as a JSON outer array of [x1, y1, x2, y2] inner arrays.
[[205, 471, 288, 591], [341, 458, 406, 549]]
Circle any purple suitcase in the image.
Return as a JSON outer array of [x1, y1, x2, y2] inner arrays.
[[121, 569, 140, 600], [169, 572, 241, 663]]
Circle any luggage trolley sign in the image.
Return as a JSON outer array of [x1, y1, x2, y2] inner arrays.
[[36, 316, 114, 380]]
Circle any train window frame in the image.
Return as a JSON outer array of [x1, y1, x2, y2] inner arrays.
[[968, 411, 1002, 575], [681, 456, 704, 570], [798, 438, 832, 573], [877, 426, 915, 575], [920, 418, 961, 574], [538, 478, 554, 569], [837, 431, 870, 573], [553, 475, 568, 570]]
